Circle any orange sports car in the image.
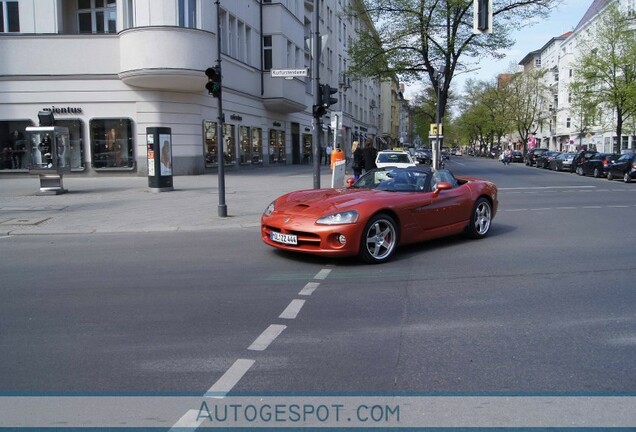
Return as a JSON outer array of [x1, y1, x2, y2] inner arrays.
[[261, 167, 498, 263]]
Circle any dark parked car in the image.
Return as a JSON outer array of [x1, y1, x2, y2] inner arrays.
[[607, 152, 636, 183], [535, 151, 561, 169], [525, 148, 549, 166], [571, 149, 598, 173], [578, 153, 621, 177], [549, 152, 576, 171], [511, 150, 524, 163], [414, 149, 432, 165]]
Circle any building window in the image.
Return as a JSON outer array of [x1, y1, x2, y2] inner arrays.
[[263, 35, 272, 70], [123, 0, 134, 29], [78, 0, 116, 34], [204, 120, 217, 167], [535, 58, 541, 68], [90, 118, 134, 169], [566, 118, 571, 128], [0, 1, 19, 32], [269, 129, 286, 163], [0, 120, 32, 170], [238, 127, 263, 164], [178, 0, 196, 28], [55, 119, 85, 170]]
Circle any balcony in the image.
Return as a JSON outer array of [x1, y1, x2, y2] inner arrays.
[[119, 27, 215, 91], [262, 74, 307, 113]]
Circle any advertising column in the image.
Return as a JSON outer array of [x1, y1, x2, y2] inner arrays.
[[146, 127, 174, 192]]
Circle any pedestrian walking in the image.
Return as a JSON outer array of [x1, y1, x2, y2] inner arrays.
[[325, 144, 333, 165], [351, 140, 364, 181], [362, 138, 377, 171]]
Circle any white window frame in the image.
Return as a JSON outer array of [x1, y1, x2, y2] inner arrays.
[[77, 0, 116, 34], [178, 0, 197, 29], [1, 0, 19, 33]]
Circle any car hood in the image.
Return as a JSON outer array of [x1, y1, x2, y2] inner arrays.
[[273, 188, 384, 216]]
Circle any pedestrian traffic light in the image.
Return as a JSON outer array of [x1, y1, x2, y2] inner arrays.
[[321, 84, 338, 109], [205, 66, 222, 98], [473, 0, 492, 34]]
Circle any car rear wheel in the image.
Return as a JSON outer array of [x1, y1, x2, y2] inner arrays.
[[465, 198, 492, 239], [359, 213, 398, 264], [576, 167, 583, 176], [593, 168, 600, 178], [607, 171, 614, 180], [624, 173, 632, 183]]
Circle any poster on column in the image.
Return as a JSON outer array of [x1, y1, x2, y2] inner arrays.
[[159, 134, 172, 176]]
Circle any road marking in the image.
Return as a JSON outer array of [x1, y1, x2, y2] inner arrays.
[[314, 269, 331, 280], [203, 358, 255, 397], [499, 186, 596, 190], [299, 282, 319, 296], [279, 299, 305, 319], [248, 324, 286, 351], [555, 207, 577, 210], [169, 409, 205, 430]]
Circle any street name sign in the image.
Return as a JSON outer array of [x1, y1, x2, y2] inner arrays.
[[271, 69, 308, 78]]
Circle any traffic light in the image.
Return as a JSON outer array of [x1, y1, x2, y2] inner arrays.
[[205, 66, 222, 98], [321, 84, 338, 109], [473, 0, 492, 34]]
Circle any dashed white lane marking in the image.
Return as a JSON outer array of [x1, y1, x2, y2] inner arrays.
[[500, 186, 596, 190], [279, 299, 305, 319], [299, 282, 319, 296], [204, 358, 255, 397], [169, 409, 205, 430], [314, 269, 332, 280], [248, 324, 287, 351]]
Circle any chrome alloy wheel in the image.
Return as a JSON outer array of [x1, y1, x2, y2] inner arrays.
[[360, 214, 398, 263], [473, 200, 492, 236]]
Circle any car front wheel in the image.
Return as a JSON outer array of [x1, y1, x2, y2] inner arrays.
[[608, 171, 614, 180], [624, 173, 632, 183], [465, 198, 492, 239], [593, 168, 600, 178], [359, 213, 398, 264]]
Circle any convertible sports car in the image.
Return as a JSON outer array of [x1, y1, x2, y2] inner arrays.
[[261, 167, 498, 263]]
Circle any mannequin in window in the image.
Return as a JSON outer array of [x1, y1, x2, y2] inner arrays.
[[106, 128, 121, 166]]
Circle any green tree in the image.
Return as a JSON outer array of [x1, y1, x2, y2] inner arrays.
[[346, 0, 558, 126], [571, 2, 636, 153], [504, 69, 551, 152]]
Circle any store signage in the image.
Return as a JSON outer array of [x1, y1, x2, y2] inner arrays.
[[42, 106, 83, 114], [230, 114, 243, 121], [273, 121, 282, 127]]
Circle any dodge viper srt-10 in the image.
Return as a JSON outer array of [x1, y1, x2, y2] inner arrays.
[[261, 167, 498, 263]]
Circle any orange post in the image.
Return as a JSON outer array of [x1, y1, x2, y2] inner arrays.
[[330, 147, 345, 169]]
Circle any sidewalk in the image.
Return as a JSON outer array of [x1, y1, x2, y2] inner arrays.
[[0, 165, 337, 235]]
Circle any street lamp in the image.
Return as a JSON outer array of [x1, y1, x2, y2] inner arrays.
[[433, 66, 446, 171]]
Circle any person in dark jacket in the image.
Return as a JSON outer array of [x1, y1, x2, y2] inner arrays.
[[362, 138, 377, 172], [351, 140, 364, 180]]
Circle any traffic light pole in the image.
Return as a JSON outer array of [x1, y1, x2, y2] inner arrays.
[[215, 0, 227, 217], [312, 2, 321, 190]]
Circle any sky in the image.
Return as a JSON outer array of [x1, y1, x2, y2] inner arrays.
[[404, 0, 595, 99]]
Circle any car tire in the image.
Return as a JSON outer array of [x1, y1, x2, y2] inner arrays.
[[359, 213, 398, 264], [464, 197, 492, 240], [593, 168, 600, 178], [576, 167, 583, 176], [607, 171, 614, 181], [624, 173, 631, 183]]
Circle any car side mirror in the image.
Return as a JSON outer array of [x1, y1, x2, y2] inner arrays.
[[433, 181, 452, 197], [346, 177, 356, 186]]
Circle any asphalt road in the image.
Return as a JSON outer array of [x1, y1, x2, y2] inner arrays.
[[2, 157, 635, 400]]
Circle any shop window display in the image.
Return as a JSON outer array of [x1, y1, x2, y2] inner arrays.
[[90, 119, 134, 169], [0, 120, 32, 170], [269, 129, 286, 164], [251, 128, 263, 164], [55, 119, 85, 170]]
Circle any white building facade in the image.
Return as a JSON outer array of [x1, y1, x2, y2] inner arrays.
[[0, 0, 386, 176], [526, 0, 636, 153]]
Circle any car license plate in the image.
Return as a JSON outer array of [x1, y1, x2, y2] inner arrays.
[[271, 231, 298, 245]]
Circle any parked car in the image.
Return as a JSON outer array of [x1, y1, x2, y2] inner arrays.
[[261, 167, 498, 263], [549, 152, 576, 171], [375, 150, 418, 168], [606, 152, 636, 183], [578, 153, 621, 177], [535, 151, 561, 169], [525, 148, 549, 166], [511, 150, 524, 163], [571, 149, 598, 173], [414, 149, 432, 165]]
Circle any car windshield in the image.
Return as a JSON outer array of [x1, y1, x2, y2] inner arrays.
[[352, 168, 428, 192], [378, 153, 411, 164]]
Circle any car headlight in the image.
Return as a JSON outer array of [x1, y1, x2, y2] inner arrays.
[[263, 201, 276, 216], [316, 210, 359, 225]]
